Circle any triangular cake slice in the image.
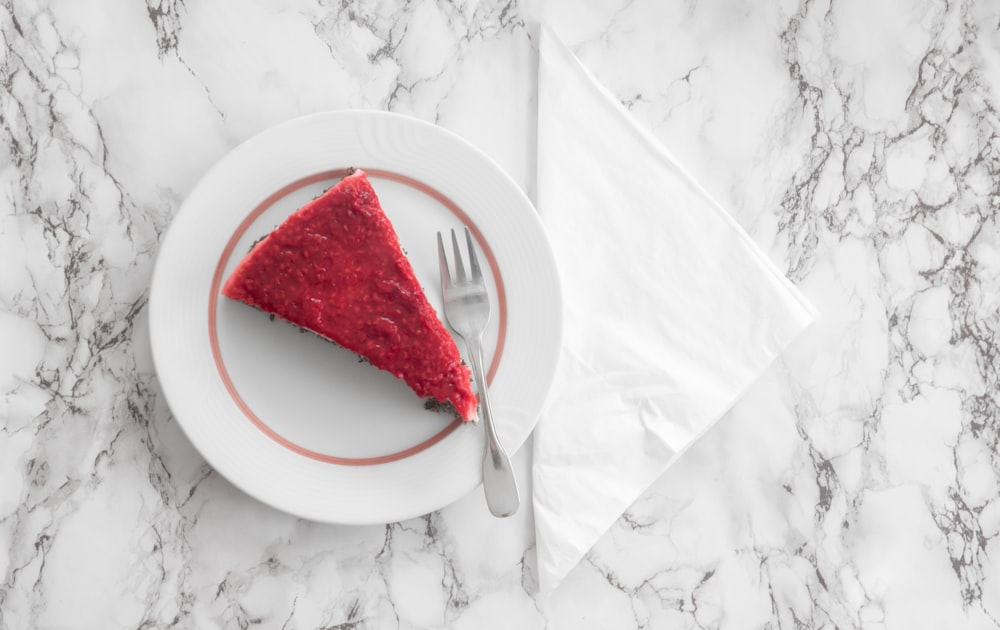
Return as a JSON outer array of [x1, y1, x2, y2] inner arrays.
[[222, 169, 478, 421]]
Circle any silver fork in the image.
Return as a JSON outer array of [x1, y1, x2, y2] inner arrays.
[[437, 227, 519, 518]]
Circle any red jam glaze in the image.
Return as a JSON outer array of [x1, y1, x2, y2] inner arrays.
[[222, 170, 477, 421]]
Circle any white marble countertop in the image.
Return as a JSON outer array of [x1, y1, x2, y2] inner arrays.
[[3, 1, 1000, 628]]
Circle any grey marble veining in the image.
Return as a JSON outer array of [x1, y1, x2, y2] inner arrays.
[[2, 0, 999, 628]]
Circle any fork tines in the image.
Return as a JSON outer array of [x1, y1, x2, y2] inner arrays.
[[437, 226, 481, 285]]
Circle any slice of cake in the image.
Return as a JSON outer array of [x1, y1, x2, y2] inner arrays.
[[222, 169, 478, 421]]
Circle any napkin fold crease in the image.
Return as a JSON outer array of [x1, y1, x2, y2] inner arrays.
[[531, 26, 817, 596]]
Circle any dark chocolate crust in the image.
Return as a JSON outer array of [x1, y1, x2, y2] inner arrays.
[[249, 303, 464, 419]]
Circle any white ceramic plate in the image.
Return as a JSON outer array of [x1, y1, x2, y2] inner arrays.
[[149, 111, 561, 524]]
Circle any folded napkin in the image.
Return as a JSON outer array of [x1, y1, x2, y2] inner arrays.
[[532, 27, 817, 596]]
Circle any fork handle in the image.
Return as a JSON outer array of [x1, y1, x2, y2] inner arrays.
[[466, 335, 519, 517]]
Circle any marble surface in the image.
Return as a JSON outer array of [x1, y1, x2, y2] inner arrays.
[[2, 0, 999, 628]]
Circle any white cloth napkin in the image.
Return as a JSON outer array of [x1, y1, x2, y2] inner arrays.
[[531, 26, 817, 596]]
